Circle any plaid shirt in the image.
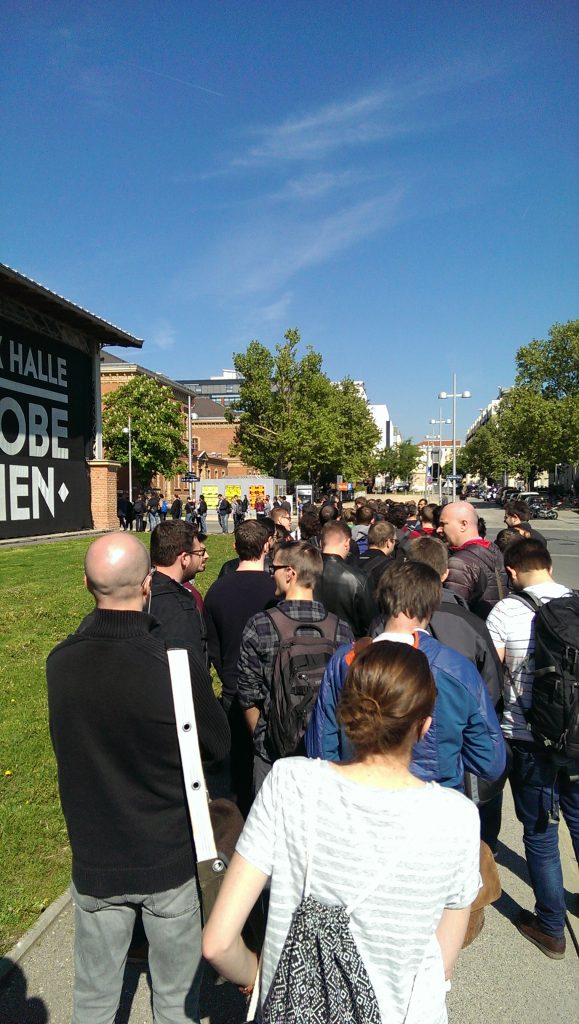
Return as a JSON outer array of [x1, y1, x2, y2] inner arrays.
[[237, 599, 353, 762]]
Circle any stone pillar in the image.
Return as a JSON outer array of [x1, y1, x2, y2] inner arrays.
[[88, 460, 121, 531]]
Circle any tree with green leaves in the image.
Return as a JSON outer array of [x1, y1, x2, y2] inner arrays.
[[228, 329, 380, 485], [498, 320, 579, 481], [102, 375, 187, 486], [376, 440, 422, 484], [457, 419, 512, 482]]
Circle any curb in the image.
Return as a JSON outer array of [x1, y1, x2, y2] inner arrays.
[[0, 890, 71, 985]]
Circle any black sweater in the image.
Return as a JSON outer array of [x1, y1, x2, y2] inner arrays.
[[204, 571, 276, 701], [46, 609, 227, 897]]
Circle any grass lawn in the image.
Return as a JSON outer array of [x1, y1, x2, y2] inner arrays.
[[0, 530, 236, 954]]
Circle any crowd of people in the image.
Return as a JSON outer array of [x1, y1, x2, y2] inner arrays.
[[45, 492, 578, 1023]]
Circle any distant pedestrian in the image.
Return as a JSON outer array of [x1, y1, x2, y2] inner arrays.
[[170, 494, 182, 520], [197, 494, 207, 534], [146, 493, 160, 532], [133, 494, 146, 532], [217, 494, 232, 533]]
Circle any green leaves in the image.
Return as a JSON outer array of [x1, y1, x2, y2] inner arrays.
[[375, 439, 422, 483], [102, 375, 187, 486], [230, 329, 380, 484], [515, 320, 579, 399]]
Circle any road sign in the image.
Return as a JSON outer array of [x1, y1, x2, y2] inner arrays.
[[446, 474, 463, 482], [181, 473, 200, 482]]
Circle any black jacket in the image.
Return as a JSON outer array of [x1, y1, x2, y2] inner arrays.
[[315, 554, 377, 639], [358, 547, 404, 597], [150, 570, 207, 657], [446, 541, 508, 620], [429, 590, 503, 706]]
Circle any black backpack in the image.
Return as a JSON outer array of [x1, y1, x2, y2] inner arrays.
[[510, 591, 579, 762], [264, 608, 341, 760]]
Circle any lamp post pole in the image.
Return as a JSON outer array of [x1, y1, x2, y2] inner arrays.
[[438, 374, 471, 502], [122, 416, 132, 499], [430, 411, 451, 504], [187, 397, 199, 501]]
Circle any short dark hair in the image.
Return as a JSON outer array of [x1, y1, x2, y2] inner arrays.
[[319, 503, 340, 524], [495, 527, 526, 552], [503, 538, 551, 573], [299, 510, 321, 541], [419, 504, 436, 526], [338, 641, 436, 757], [355, 505, 374, 525], [150, 520, 198, 566], [376, 561, 442, 621], [407, 535, 448, 577], [386, 503, 408, 528], [273, 540, 323, 588], [368, 521, 396, 548], [505, 500, 531, 522], [234, 520, 269, 561]]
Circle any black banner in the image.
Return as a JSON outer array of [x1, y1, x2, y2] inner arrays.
[[0, 316, 94, 539]]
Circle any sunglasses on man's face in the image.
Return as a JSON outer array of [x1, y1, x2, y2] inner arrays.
[[269, 563, 291, 575]]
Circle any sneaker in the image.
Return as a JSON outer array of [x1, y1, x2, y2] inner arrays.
[[516, 910, 566, 959]]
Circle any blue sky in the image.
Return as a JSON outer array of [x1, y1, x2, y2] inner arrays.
[[2, 1, 577, 441]]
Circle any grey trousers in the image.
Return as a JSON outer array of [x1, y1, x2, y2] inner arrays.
[[71, 877, 202, 1024]]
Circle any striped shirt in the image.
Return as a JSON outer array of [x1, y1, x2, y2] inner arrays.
[[486, 582, 571, 741], [237, 757, 480, 1024]]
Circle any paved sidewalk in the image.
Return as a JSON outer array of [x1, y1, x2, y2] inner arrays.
[[0, 788, 576, 1024]]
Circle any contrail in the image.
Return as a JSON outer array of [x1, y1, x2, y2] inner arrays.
[[118, 59, 223, 97]]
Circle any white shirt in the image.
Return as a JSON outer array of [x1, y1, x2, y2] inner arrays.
[[486, 582, 570, 741]]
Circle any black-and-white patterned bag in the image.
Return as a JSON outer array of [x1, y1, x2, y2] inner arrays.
[[259, 759, 382, 1024]]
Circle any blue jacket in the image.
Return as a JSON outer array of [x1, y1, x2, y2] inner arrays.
[[305, 631, 506, 789]]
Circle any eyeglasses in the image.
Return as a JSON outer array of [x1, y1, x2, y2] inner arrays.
[[187, 547, 207, 557], [269, 564, 291, 575]]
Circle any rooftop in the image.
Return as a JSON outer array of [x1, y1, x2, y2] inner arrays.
[[0, 263, 143, 348]]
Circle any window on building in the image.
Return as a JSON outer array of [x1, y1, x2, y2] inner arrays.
[[191, 436, 199, 451]]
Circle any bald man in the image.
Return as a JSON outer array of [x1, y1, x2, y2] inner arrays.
[[46, 532, 229, 1024], [438, 501, 507, 619]]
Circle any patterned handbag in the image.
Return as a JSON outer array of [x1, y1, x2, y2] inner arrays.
[[260, 759, 382, 1024]]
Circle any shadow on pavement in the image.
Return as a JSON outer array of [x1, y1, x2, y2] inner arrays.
[[0, 960, 48, 1024]]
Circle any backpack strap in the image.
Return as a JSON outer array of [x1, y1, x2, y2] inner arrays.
[[267, 606, 340, 644]]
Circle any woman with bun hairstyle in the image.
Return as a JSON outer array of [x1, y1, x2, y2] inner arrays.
[[203, 642, 481, 1023]]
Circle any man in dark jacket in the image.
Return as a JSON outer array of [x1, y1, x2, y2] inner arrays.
[[315, 520, 376, 638], [46, 532, 229, 1023], [358, 521, 402, 598], [407, 535, 503, 705], [439, 501, 507, 619]]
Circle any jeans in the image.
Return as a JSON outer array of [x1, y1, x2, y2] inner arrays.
[[148, 511, 160, 532], [199, 514, 207, 534], [218, 513, 229, 533], [509, 742, 579, 937], [71, 877, 202, 1024]]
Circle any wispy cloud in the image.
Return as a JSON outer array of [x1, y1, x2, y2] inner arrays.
[[234, 65, 499, 167], [186, 189, 406, 300], [150, 321, 176, 350], [271, 169, 375, 201]]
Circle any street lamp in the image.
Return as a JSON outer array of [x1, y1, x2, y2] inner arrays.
[[438, 374, 471, 501], [430, 411, 452, 503], [423, 434, 438, 497], [187, 396, 199, 499], [122, 416, 132, 500]]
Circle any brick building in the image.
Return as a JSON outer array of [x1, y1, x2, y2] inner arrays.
[[100, 353, 252, 497]]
